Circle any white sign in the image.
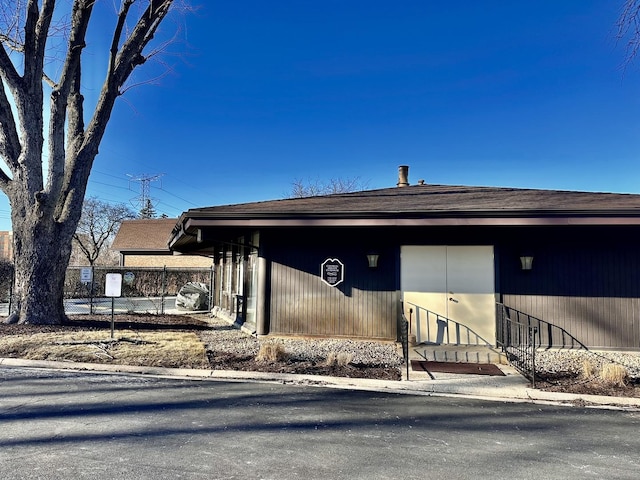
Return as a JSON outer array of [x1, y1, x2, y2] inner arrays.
[[80, 267, 93, 284], [105, 273, 122, 297]]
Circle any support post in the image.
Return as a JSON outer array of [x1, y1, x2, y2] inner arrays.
[[255, 254, 268, 336]]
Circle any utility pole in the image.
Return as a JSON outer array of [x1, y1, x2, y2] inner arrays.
[[127, 173, 164, 218]]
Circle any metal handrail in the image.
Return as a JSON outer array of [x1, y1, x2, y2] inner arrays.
[[403, 300, 492, 346], [496, 303, 587, 385], [496, 303, 587, 350]]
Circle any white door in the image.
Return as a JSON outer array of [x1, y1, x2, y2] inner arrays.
[[401, 245, 495, 345]]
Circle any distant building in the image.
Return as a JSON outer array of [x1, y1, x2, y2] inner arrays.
[[112, 218, 212, 268], [0, 231, 13, 261]]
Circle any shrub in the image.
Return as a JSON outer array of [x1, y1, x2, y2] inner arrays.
[[255, 342, 286, 362], [599, 363, 628, 387], [581, 359, 598, 380], [325, 351, 353, 367]]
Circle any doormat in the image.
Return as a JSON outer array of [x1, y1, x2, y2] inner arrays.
[[411, 360, 505, 376]]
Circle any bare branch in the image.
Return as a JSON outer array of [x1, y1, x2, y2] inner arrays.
[[0, 36, 23, 95], [0, 1, 26, 51], [47, 0, 93, 205], [57, 0, 176, 225], [288, 176, 370, 198], [0, 0, 187, 324], [23, 0, 55, 90], [616, 0, 640, 69], [0, 79, 20, 173], [42, 72, 55, 87]]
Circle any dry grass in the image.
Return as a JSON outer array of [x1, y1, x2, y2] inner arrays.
[[325, 351, 353, 367], [581, 359, 598, 379], [255, 342, 287, 362], [600, 363, 629, 387], [0, 330, 208, 369]]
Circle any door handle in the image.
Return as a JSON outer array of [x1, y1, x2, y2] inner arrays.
[[449, 297, 459, 303]]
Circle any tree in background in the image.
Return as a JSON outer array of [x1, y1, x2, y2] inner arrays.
[[72, 197, 135, 266], [0, 1, 183, 324], [288, 177, 369, 198], [138, 198, 158, 219]]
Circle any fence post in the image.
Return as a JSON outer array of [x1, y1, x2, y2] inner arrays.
[[530, 326, 538, 388], [89, 265, 95, 315], [161, 266, 166, 315], [208, 264, 214, 312], [8, 270, 13, 315]]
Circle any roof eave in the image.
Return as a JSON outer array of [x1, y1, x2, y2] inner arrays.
[[168, 210, 640, 253]]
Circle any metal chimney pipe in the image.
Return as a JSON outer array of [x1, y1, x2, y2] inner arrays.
[[397, 165, 409, 187]]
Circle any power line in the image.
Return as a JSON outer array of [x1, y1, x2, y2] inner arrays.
[[127, 173, 164, 214], [91, 169, 200, 213], [151, 184, 200, 207], [89, 174, 188, 214]]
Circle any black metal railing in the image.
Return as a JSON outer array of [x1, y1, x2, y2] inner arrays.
[[496, 303, 587, 350], [496, 303, 587, 386]]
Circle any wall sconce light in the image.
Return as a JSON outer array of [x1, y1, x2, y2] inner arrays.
[[196, 228, 203, 243], [367, 253, 380, 268], [519, 255, 534, 271]]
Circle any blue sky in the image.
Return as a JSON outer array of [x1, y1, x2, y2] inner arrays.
[[2, 0, 640, 230]]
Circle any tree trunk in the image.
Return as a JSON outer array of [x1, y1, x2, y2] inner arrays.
[[12, 211, 75, 325], [0, 0, 177, 324]]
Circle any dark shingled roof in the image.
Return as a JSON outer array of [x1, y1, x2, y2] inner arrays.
[[169, 184, 640, 251], [112, 218, 178, 252], [182, 184, 640, 218]]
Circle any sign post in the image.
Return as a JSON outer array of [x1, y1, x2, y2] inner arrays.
[[80, 267, 94, 314], [105, 273, 122, 339]]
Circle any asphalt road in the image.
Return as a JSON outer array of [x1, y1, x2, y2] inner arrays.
[[1, 367, 639, 480]]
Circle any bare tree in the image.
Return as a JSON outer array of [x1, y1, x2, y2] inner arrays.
[[0, 1, 183, 324], [73, 197, 135, 266], [618, 1, 640, 67], [288, 177, 369, 198]]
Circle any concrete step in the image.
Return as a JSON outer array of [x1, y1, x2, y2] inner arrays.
[[411, 345, 507, 365]]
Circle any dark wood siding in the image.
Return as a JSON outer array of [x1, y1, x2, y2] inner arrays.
[[268, 244, 397, 340], [499, 242, 640, 350], [229, 224, 640, 348]]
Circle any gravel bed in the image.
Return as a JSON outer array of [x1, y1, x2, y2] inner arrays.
[[535, 349, 640, 379], [201, 316, 640, 377], [200, 317, 403, 367]]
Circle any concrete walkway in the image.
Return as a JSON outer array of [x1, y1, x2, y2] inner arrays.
[[2, 356, 639, 410]]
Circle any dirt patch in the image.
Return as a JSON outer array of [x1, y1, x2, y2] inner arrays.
[[535, 372, 640, 398], [208, 351, 401, 380], [1, 314, 401, 381], [3, 314, 640, 395]]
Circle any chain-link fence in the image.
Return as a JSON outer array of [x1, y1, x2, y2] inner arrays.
[[0, 260, 12, 316], [1, 265, 214, 317]]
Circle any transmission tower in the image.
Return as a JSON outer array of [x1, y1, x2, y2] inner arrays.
[[127, 173, 164, 217]]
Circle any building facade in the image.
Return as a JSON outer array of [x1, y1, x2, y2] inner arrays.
[[113, 218, 212, 268], [169, 168, 640, 350], [0, 231, 13, 261]]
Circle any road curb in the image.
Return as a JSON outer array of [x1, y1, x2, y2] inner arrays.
[[2, 356, 639, 410]]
